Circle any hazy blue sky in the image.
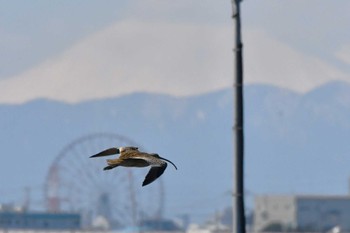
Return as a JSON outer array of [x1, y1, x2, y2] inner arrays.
[[0, 0, 349, 103]]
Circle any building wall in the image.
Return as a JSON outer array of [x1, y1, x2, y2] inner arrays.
[[297, 196, 350, 232], [0, 212, 80, 230], [253, 195, 296, 232], [253, 195, 350, 232]]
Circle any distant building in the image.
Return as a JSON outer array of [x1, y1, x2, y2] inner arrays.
[[254, 195, 350, 232], [0, 205, 80, 230]]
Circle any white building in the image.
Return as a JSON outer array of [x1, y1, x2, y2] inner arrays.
[[254, 195, 350, 232]]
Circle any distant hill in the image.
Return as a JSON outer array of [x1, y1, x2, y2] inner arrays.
[[1, 81, 350, 222]]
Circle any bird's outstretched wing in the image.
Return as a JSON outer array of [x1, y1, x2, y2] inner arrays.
[[90, 148, 119, 158], [142, 164, 167, 186]]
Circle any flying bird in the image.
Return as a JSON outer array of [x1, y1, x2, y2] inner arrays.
[[90, 146, 177, 186]]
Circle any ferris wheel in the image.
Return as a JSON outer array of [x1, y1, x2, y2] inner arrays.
[[44, 133, 164, 229]]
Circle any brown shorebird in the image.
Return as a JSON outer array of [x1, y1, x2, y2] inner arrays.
[[90, 146, 177, 186]]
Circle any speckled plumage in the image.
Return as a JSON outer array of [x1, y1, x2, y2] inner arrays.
[[90, 146, 177, 186]]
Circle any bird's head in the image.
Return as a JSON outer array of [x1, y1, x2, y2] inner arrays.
[[119, 146, 139, 153], [118, 147, 125, 153], [156, 154, 178, 170]]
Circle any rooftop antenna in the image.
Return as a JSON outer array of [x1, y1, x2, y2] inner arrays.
[[231, 1, 246, 233]]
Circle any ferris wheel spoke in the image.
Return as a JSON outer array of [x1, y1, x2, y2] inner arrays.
[[60, 150, 83, 172], [58, 167, 101, 197], [75, 141, 113, 187], [59, 163, 92, 188], [58, 169, 91, 204], [71, 147, 104, 189]]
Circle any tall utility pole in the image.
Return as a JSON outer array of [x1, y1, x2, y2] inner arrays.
[[231, 1, 246, 233]]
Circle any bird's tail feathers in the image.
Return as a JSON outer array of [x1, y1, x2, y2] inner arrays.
[[102, 159, 119, 170], [103, 165, 117, 170], [107, 159, 116, 165]]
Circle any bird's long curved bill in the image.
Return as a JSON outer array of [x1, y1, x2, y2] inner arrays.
[[159, 156, 178, 170], [90, 148, 119, 158]]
